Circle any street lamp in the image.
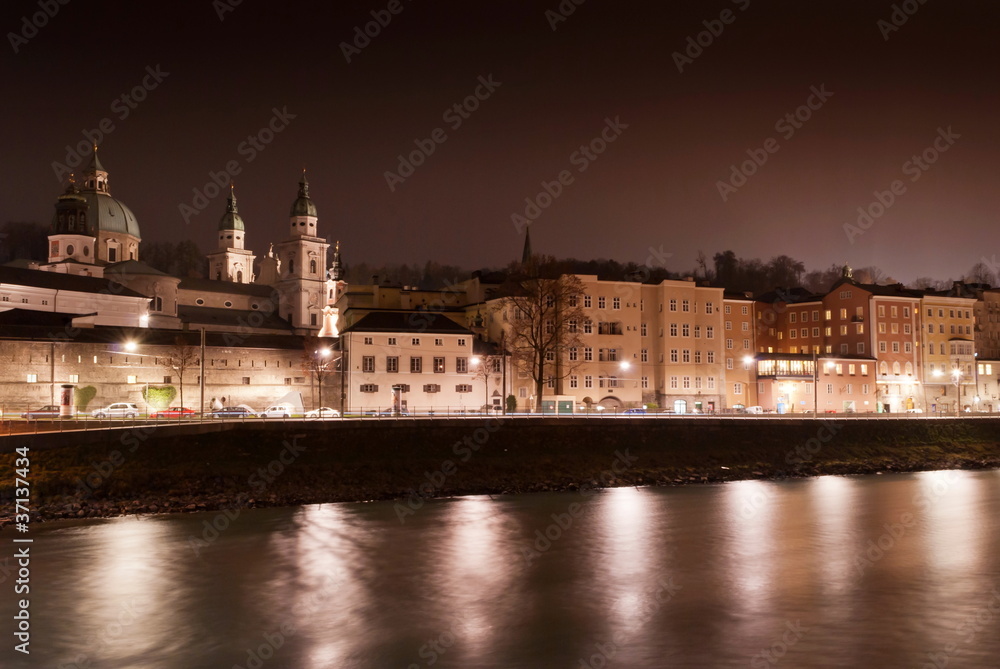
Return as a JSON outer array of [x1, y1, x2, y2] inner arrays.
[[315, 347, 332, 409], [124, 340, 137, 353]]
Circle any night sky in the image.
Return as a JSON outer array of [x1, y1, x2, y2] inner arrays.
[[2, 1, 997, 283]]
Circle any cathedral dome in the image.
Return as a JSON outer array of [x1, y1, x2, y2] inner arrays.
[[78, 191, 141, 238], [289, 171, 317, 218], [219, 185, 245, 231]]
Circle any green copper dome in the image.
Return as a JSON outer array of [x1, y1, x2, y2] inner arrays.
[[219, 186, 245, 231], [289, 171, 317, 218]]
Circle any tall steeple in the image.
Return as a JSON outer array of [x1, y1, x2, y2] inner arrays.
[[521, 225, 532, 264], [83, 144, 110, 194], [328, 240, 344, 281], [206, 182, 255, 283]]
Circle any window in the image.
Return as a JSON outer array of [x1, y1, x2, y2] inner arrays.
[[725, 305, 732, 315], [669, 299, 677, 311], [790, 313, 797, 324], [670, 323, 678, 337], [891, 306, 898, 318], [857, 343, 865, 354], [433, 357, 445, 373], [641, 322, 647, 336], [707, 351, 715, 364], [387, 356, 399, 373], [825, 310, 832, 320], [568, 319, 578, 334], [410, 357, 422, 373], [68, 374, 79, 383], [694, 325, 701, 338], [682, 349, 691, 363], [456, 384, 472, 393], [892, 342, 900, 353], [26, 373, 37, 383], [726, 321, 733, 331], [903, 307, 910, 318], [584, 321, 593, 334], [570, 375, 578, 389], [706, 326, 714, 339], [682, 324, 690, 337], [694, 376, 702, 390], [584, 375, 593, 388], [862, 384, 870, 394], [363, 337, 373, 345], [904, 342, 912, 353], [456, 357, 468, 373], [734, 382, 743, 395], [584, 347, 593, 361], [879, 341, 887, 353], [569, 295, 578, 307], [126, 375, 136, 384], [682, 300, 690, 312], [726, 339, 734, 350], [826, 384, 833, 394], [423, 384, 441, 393], [435, 338, 444, 346], [706, 302, 713, 314], [584, 295, 592, 308], [363, 356, 375, 373], [242, 377, 251, 385], [670, 376, 678, 389], [727, 358, 734, 370], [569, 347, 578, 361], [682, 376, 691, 389], [670, 349, 678, 363], [743, 306, 749, 316], [412, 338, 420, 346], [641, 348, 648, 362], [598, 296, 606, 309], [360, 384, 378, 393], [519, 387, 527, 398], [388, 337, 397, 346], [612, 297, 620, 310]]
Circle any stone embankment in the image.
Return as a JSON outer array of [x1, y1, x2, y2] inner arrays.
[[2, 417, 999, 523]]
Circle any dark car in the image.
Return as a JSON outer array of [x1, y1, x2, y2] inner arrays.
[[20, 405, 62, 419], [622, 408, 647, 415], [212, 406, 255, 418], [380, 408, 410, 416], [150, 407, 197, 419]]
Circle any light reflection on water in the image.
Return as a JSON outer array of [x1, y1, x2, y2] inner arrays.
[[3, 470, 1000, 668]]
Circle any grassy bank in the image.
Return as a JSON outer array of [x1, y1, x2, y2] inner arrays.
[[3, 418, 1000, 521]]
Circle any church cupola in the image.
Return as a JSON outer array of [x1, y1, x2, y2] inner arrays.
[[206, 183, 255, 284], [289, 169, 318, 237], [48, 174, 97, 265], [83, 145, 110, 194]]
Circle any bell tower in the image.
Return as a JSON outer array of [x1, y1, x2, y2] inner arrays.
[[273, 170, 330, 331], [206, 184, 256, 283]]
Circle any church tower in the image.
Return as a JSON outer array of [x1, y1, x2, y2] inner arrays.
[[273, 171, 330, 331], [48, 175, 96, 270], [206, 184, 256, 283]]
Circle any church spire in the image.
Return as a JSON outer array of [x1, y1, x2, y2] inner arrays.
[[83, 144, 109, 194], [521, 225, 533, 265]]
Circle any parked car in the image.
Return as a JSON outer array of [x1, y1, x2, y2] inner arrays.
[[91, 402, 140, 419], [20, 405, 62, 419], [905, 408, 924, 414], [259, 404, 294, 418], [744, 406, 765, 414], [212, 405, 256, 418], [150, 407, 196, 419], [622, 408, 647, 415], [305, 407, 340, 419], [380, 408, 409, 416]]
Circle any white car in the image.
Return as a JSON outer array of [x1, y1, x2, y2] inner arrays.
[[306, 407, 340, 419], [258, 404, 294, 418], [92, 402, 140, 419], [744, 405, 765, 414]]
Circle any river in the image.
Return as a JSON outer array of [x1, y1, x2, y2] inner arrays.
[[3, 469, 1000, 668]]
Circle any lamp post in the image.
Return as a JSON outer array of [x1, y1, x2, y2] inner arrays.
[[314, 346, 332, 410]]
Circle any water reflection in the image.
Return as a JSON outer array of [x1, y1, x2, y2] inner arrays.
[[3, 470, 1000, 668]]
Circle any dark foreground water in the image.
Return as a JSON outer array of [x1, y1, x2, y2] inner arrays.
[[3, 470, 1000, 668]]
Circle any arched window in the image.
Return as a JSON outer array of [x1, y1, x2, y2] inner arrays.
[[237, 270, 243, 283], [892, 361, 901, 375], [879, 361, 888, 376], [904, 362, 913, 376], [288, 258, 295, 274], [216, 271, 222, 280], [310, 260, 317, 274]]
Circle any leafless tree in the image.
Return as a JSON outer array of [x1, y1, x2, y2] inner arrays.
[[302, 335, 337, 410], [495, 270, 586, 411], [165, 335, 200, 409], [966, 261, 996, 286]]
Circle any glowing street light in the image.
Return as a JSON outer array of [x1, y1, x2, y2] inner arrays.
[[124, 340, 137, 352]]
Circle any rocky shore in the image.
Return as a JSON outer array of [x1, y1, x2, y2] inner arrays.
[[3, 418, 1000, 525]]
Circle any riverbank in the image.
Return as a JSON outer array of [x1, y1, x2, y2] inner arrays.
[[3, 417, 1000, 522]]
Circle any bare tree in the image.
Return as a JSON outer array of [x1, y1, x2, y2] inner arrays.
[[165, 335, 200, 409], [495, 271, 586, 411], [853, 265, 887, 285], [471, 353, 503, 411], [966, 261, 996, 286], [302, 335, 337, 410]]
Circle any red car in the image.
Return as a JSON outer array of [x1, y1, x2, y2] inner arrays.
[[150, 407, 196, 419]]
